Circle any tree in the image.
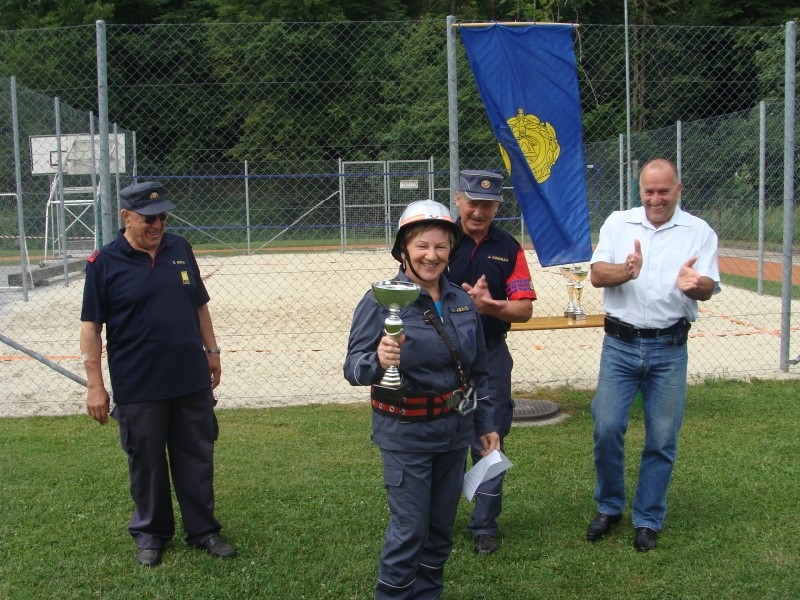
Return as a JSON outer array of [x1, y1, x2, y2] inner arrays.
[[0, 0, 113, 29]]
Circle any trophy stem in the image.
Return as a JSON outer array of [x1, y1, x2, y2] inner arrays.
[[380, 366, 403, 387], [573, 283, 587, 320], [564, 282, 576, 318], [379, 307, 405, 388]]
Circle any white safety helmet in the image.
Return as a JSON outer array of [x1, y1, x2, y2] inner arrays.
[[391, 199, 461, 262]]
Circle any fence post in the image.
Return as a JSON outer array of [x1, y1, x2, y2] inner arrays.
[[758, 101, 766, 295], [446, 15, 459, 215], [96, 19, 113, 245], [624, 0, 632, 209], [54, 97, 69, 285], [676, 119, 682, 183], [132, 130, 138, 178], [618, 134, 625, 210], [245, 160, 251, 255], [113, 122, 121, 208], [10, 76, 30, 300], [89, 112, 99, 251], [780, 21, 796, 372]]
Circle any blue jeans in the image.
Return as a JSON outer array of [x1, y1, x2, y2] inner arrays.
[[591, 334, 688, 531]]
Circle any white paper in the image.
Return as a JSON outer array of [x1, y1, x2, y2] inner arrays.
[[462, 449, 513, 501]]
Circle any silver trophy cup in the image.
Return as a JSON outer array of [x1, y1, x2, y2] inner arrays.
[[371, 280, 421, 390], [560, 266, 577, 318], [569, 266, 589, 320]]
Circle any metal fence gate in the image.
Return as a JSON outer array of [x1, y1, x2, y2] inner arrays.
[[339, 158, 434, 252]]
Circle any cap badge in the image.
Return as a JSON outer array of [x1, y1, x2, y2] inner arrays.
[[150, 192, 159, 199], [480, 179, 491, 190]]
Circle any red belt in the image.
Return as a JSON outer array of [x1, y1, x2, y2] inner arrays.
[[370, 387, 457, 422]]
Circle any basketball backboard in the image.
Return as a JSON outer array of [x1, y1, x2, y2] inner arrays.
[[29, 133, 126, 176]]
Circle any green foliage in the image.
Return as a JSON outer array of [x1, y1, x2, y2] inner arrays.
[[0, 0, 114, 29], [212, 0, 407, 22], [684, 0, 799, 26], [1, 380, 799, 598]]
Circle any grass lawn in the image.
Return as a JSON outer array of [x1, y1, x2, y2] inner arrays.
[[1, 379, 798, 599], [721, 272, 800, 299]]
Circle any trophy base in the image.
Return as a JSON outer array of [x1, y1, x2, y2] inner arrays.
[[372, 382, 407, 403], [573, 312, 587, 321], [564, 311, 576, 319]]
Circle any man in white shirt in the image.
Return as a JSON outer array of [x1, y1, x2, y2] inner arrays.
[[586, 158, 721, 552]]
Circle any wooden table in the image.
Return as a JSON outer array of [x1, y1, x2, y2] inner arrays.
[[510, 313, 605, 331]]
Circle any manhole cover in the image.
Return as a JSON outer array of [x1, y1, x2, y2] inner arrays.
[[512, 399, 561, 421]]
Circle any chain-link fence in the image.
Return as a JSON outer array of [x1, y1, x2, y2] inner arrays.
[[0, 20, 797, 417]]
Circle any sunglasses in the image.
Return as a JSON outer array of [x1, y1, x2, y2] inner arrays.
[[136, 212, 169, 224]]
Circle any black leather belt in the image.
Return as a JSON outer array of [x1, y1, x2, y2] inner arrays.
[[604, 316, 689, 340]]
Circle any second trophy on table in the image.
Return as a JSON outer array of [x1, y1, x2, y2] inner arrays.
[[560, 265, 589, 321]]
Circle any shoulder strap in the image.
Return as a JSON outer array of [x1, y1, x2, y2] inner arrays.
[[419, 305, 469, 388]]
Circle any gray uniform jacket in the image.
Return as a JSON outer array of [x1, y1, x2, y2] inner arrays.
[[344, 271, 495, 452]]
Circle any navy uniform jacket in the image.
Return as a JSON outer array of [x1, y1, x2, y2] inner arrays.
[[81, 229, 210, 403], [344, 271, 495, 452], [448, 220, 537, 343]]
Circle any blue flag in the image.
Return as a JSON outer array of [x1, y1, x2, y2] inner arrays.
[[459, 24, 592, 267]]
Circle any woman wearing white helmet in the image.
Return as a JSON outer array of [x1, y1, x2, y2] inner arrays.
[[344, 199, 500, 600]]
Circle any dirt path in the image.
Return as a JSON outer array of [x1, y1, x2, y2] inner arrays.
[[718, 256, 800, 285]]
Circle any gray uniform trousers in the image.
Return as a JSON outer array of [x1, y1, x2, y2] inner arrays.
[[468, 339, 514, 538], [112, 388, 221, 549], [375, 445, 468, 600]]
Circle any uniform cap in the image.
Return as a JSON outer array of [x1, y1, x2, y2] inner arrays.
[[119, 181, 176, 215], [458, 169, 503, 202]]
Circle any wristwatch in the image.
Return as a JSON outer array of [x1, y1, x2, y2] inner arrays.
[[205, 347, 221, 355]]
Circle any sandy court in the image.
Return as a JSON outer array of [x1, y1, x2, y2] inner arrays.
[[0, 249, 798, 418]]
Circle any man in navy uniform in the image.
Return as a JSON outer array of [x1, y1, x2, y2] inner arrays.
[[449, 170, 537, 555], [80, 181, 236, 567]]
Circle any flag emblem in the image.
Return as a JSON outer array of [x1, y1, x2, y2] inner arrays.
[[499, 109, 561, 183]]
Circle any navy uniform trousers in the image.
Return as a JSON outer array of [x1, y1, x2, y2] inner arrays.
[[376, 445, 468, 600], [468, 338, 514, 538], [112, 388, 221, 550]]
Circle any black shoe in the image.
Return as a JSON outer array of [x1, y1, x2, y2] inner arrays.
[[586, 513, 622, 541], [633, 527, 657, 552], [136, 548, 163, 567], [198, 534, 237, 559], [474, 534, 498, 555]]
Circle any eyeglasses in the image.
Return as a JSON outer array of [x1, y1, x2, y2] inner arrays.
[[136, 212, 169, 224]]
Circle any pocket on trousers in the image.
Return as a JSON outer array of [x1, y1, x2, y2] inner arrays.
[[383, 466, 403, 490], [113, 405, 132, 455], [212, 411, 219, 442]]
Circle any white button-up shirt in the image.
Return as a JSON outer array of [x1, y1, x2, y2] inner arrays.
[[590, 206, 721, 329]]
